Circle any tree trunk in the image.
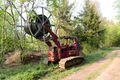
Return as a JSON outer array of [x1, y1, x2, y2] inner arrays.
[[1, 0, 7, 57], [9, 2, 23, 51]]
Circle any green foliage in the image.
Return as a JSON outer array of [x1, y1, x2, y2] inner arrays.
[[42, 48, 113, 80], [74, 0, 105, 48], [113, 0, 120, 24], [46, 0, 61, 8], [103, 25, 120, 47], [0, 47, 114, 80], [19, 0, 31, 3], [5, 61, 58, 80], [81, 42, 95, 55], [99, 17, 108, 28], [0, 35, 15, 52], [23, 36, 49, 52], [47, 0, 75, 36]]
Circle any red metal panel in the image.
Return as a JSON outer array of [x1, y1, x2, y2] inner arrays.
[[69, 50, 79, 56], [47, 50, 59, 61]]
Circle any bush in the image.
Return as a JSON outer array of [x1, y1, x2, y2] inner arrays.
[[0, 35, 15, 53], [81, 42, 95, 55], [104, 25, 120, 47]]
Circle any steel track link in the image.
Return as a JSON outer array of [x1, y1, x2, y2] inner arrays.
[[59, 56, 84, 69]]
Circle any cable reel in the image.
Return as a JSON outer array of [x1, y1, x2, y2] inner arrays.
[[16, 6, 55, 41]]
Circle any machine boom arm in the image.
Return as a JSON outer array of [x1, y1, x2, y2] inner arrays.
[[42, 23, 61, 48]]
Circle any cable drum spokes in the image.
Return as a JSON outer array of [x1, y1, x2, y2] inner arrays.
[[15, 11, 27, 38], [16, 6, 55, 41], [31, 7, 51, 39]]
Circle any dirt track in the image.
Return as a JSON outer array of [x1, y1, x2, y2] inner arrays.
[[95, 50, 120, 80], [60, 48, 120, 80]]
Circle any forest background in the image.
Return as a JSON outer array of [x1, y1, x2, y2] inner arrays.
[[0, 0, 120, 61]]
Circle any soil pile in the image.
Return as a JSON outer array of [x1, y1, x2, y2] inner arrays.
[[3, 51, 43, 65]]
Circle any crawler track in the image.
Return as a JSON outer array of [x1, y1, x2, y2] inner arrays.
[[59, 56, 84, 69]]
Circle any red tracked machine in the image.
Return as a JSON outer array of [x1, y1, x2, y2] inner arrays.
[[16, 6, 84, 69]]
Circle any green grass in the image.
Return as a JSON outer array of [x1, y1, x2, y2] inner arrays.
[[0, 47, 117, 80], [0, 63, 38, 80], [101, 47, 117, 50], [3, 62, 58, 80], [85, 52, 118, 80], [42, 48, 114, 80]]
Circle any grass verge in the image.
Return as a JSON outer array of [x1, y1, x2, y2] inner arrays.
[[42, 48, 115, 80], [0, 47, 117, 80], [85, 52, 118, 80]]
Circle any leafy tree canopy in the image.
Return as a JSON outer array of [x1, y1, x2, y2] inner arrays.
[[74, 0, 104, 48]]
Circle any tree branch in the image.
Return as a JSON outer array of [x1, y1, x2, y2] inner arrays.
[[0, 15, 15, 25], [0, 7, 13, 18]]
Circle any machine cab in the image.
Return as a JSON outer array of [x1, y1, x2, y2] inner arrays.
[[60, 36, 79, 58], [46, 36, 79, 62]]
